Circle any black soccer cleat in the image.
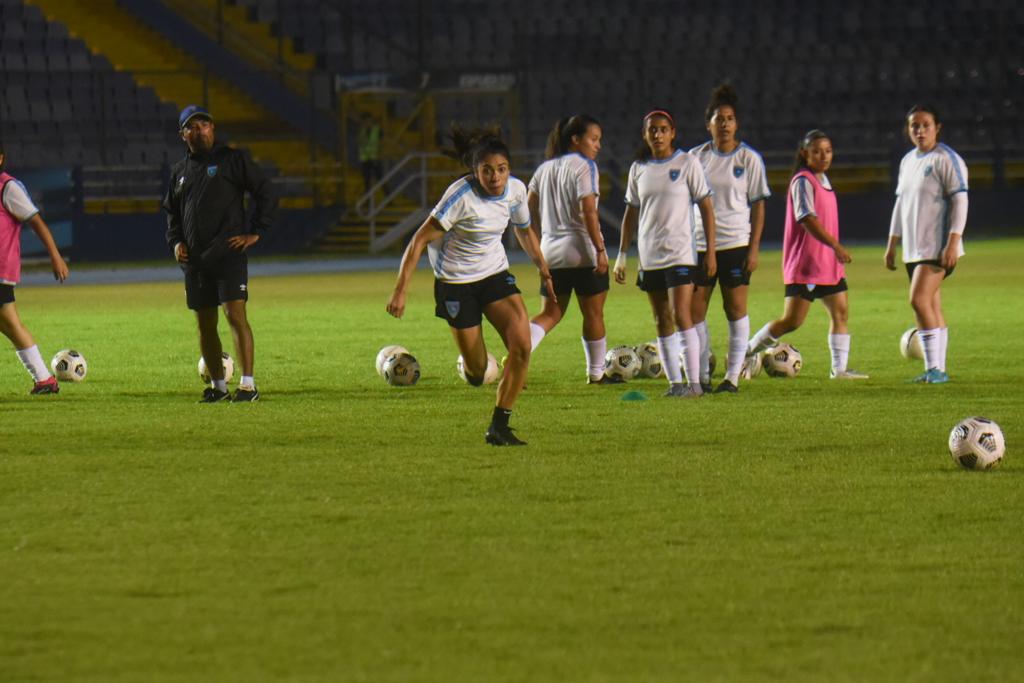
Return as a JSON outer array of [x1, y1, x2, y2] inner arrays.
[[700, 381, 714, 394], [199, 387, 232, 403], [713, 380, 739, 394], [588, 374, 626, 385], [485, 423, 527, 446], [232, 386, 260, 402]]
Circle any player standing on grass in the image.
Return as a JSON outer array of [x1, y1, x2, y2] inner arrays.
[[386, 124, 554, 446], [688, 85, 770, 394], [163, 105, 277, 403], [746, 130, 868, 379], [526, 115, 618, 384], [613, 109, 716, 398], [884, 105, 968, 384], [0, 141, 69, 394]]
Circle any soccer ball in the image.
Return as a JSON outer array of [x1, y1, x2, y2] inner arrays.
[[50, 349, 87, 382], [382, 352, 420, 386], [762, 343, 802, 378], [457, 352, 500, 384], [949, 417, 1005, 470], [198, 352, 234, 384], [900, 327, 924, 360], [740, 352, 763, 379], [603, 345, 640, 381], [634, 342, 663, 379], [376, 344, 409, 376]]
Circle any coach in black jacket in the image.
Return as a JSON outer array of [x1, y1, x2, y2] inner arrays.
[[162, 105, 277, 403]]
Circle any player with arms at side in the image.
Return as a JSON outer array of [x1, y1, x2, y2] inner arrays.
[[526, 115, 617, 384], [746, 130, 867, 379], [688, 84, 770, 393], [884, 104, 968, 384], [387, 125, 554, 446], [614, 109, 717, 398], [0, 141, 69, 394]]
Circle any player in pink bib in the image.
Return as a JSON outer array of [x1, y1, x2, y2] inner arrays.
[[0, 141, 70, 394], [746, 130, 867, 379]]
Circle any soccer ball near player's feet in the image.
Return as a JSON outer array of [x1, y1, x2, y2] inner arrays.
[[603, 345, 640, 381], [634, 342, 664, 379], [376, 344, 409, 376], [948, 417, 1005, 470], [198, 352, 234, 384], [762, 343, 802, 378], [382, 352, 421, 386], [900, 327, 924, 361], [457, 352, 500, 385], [740, 352, 763, 379], [50, 349, 88, 382]]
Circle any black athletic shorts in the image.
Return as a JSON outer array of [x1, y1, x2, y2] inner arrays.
[[0, 284, 14, 305], [434, 270, 521, 329], [636, 264, 696, 292], [784, 278, 848, 302], [183, 257, 249, 310], [540, 267, 609, 298], [695, 246, 751, 289], [905, 259, 954, 280]]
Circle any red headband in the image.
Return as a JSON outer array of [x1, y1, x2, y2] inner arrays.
[[643, 109, 674, 126]]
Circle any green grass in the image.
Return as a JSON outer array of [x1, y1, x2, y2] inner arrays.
[[2, 239, 1022, 682]]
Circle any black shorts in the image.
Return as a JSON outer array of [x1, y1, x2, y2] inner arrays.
[[785, 278, 848, 302], [184, 257, 249, 310], [0, 284, 13, 305], [695, 246, 751, 289], [905, 260, 955, 280], [636, 264, 696, 292], [435, 270, 521, 329], [540, 267, 609, 298]]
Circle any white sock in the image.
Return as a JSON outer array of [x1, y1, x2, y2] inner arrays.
[[677, 327, 701, 391], [726, 316, 749, 384], [938, 327, 948, 372], [213, 378, 228, 392], [696, 321, 711, 383], [747, 322, 778, 355], [583, 336, 606, 379], [240, 375, 255, 389], [529, 322, 546, 352], [919, 328, 940, 371], [16, 345, 51, 382], [657, 334, 683, 384], [828, 333, 850, 374]]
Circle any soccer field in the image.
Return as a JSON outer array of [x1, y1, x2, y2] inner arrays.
[[2, 239, 1022, 682]]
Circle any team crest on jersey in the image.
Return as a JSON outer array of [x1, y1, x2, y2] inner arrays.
[[445, 300, 460, 319], [733, 166, 745, 178], [207, 165, 219, 177], [923, 165, 933, 177], [669, 169, 680, 182]]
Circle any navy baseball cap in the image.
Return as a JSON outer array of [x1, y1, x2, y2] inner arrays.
[[178, 105, 213, 130]]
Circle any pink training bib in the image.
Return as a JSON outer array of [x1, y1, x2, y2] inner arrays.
[[0, 172, 24, 284], [782, 169, 844, 285]]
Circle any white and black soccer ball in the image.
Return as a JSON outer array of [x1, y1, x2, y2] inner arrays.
[[382, 352, 420, 386], [949, 416, 1005, 470], [50, 349, 87, 382], [603, 345, 640, 381], [457, 352, 500, 385], [376, 344, 409, 377], [740, 352, 763, 380], [634, 342, 663, 379], [900, 327, 924, 361], [198, 352, 234, 384], [762, 343, 802, 378]]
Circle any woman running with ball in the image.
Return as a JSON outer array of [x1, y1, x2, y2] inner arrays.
[[386, 124, 554, 446]]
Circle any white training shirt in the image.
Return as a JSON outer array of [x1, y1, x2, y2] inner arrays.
[[428, 175, 530, 284], [790, 173, 833, 221], [688, 141, 770, 251], [890, 143, 969, 262], [1, 178, 40, 223], [625, 149, 711, 270], [528, 153, 600, 269]]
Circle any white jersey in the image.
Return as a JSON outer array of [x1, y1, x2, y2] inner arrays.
[[890, 143, 968, 262], [428, 175, 530, 284], [790, 173, 833, 221], [625, 150, 710, 270], [688, 141, 770, 251], [528, 153, 600, 269], [1, 179, 39, 222]]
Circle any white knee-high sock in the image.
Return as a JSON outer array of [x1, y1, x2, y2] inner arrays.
[[16, 345, 51, 382], [747, 322, 778, 355], [657, 334, 683, 384], [938, 327, 948, 372], [583, 336, 606, 379], [529, 322, 546, 351], [696, 321, 711, 383], [726, 316, 749, 384], [828, 333, 850, 374], [919, 328, 940, 371], [677, 327, 701, 391]]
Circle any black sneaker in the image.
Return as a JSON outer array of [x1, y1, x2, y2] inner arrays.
[[485, 423, 527, 446], [199, 387, 232, 403], [233, 386, 260, 402], [700, 381, 713, 394], [588, 374, 626, 385], [713, 380, 739, 394]]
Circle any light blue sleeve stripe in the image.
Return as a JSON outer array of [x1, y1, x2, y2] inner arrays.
[[794, 177, 814, 219], [588, 159, 598, 195], [939, 143, 968, 192], [434, 181, 473, 221]]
